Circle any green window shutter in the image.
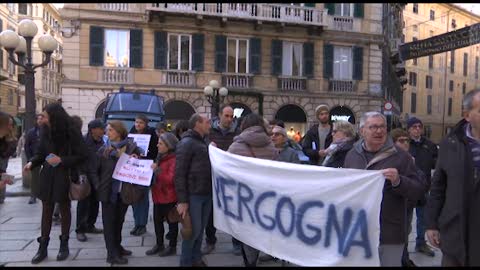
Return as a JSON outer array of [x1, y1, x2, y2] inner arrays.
[[89, 26, 104, 66], [354, 3, 364, 18], [303, 42, 314, 78], [325, 3, 335, 15], [192, 33, 204, 71], [215, 35, 226, 73], [353, 46, 363, 80], [154, 31, 167, 69], [129, 29, 143, 68], [271, 40, 282, 76], [323, 44, 333, 78], [304, 3, 315, 8], [250, 37, 261, 75]]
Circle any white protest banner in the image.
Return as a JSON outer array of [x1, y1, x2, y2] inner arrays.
[[112, 153, 153, 186], [128, 134, 151, 157], [208, 145, 384, 266]]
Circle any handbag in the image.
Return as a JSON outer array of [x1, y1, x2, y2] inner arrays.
[[67, 145, 91, 201], [69, 173, 91, 201], [120, 182, 147, 205]]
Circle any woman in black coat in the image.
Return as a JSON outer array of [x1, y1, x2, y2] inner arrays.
[[94, 120, 142, 265], [24, 103, 88, 264]]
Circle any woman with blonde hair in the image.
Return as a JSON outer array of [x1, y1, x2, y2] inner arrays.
[[322, 120, 357, 168]]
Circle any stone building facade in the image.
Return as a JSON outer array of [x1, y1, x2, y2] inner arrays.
[[60, 3, 386, 134], [403, 3, 480, 143]]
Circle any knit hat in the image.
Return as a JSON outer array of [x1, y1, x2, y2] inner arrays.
[[315, 104, 330, 117], [88, 119, 106, 130], [159, 132, 179, 151], [272, 125, 287, 137], [407, 117, 423, 129]]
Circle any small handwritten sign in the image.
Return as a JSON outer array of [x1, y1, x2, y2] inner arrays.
[[127, 134, 151, 157], [112, 153, 153, 186]]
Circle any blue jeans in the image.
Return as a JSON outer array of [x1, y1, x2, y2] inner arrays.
[[132, 190, 149, 227], [415, 206, 426, 246], [180, 195, 211, 266]]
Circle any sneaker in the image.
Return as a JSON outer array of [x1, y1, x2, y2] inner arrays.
[[130, 226, 139, 236], [201, 243, 215, 255], [132, 226, 146, 236], [76, 233, 87, 242], [415, 243, 435, 257]]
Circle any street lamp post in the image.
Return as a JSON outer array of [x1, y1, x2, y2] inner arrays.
[[203, 80, 228, 118], [0, 19, 58, 133]]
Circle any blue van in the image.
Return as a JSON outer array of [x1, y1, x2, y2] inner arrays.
[[102, 90, 165, 131]]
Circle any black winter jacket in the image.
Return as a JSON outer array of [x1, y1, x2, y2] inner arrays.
[[425, 119, 480, 266], [302, 123, 332, 165], [174, 129, 212, 203], [30, 126, 88, 203], [24, 126, 41, 161], [409, 136, 438, 188]]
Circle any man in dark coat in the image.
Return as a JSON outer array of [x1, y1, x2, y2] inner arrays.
[[24, 114, 44, 204], [203, 105, 241, 256], [426, 89, 480, 266], [129, 114, 159, 236], [75, 119, 106, 242], [406, 117, 438, 257], [302, 104, 333, 165], [344, 112, 426, 266], [175, 113, 212, 267]]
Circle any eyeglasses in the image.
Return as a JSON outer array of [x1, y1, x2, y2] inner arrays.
[[367, 125, 387, 132], [397, 138, 410, 144], [272, 133, 282, 137]]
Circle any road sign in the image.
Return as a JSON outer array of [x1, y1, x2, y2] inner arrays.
[[384, 102, 393, 111]]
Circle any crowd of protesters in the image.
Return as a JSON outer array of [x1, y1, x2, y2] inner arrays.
[[2, 89, 480, 267]]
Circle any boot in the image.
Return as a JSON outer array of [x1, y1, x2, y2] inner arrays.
[[158, 246, 176, 257], [145, 244, 164, 256], [31, 237, 49, 264], [56, 235, 69, 261]]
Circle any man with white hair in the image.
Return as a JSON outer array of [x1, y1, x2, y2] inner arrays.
[[343, 111, 426, 266]]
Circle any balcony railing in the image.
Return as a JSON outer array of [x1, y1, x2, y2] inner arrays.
[[99, 67, 133, 84], [97, 3, 139, 12], [161, 70, 196, 87], [329, 79, 355, 92], [278, 76, 307, 91], [222, 73, 253, 89], [330, 16, 360, 32], [148, 3, 327, 26]]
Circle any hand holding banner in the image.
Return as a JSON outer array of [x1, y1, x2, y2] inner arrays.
[[112, 153, 153, 186], [209, 145, 384, 266], [128, 134, 151, 157]]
